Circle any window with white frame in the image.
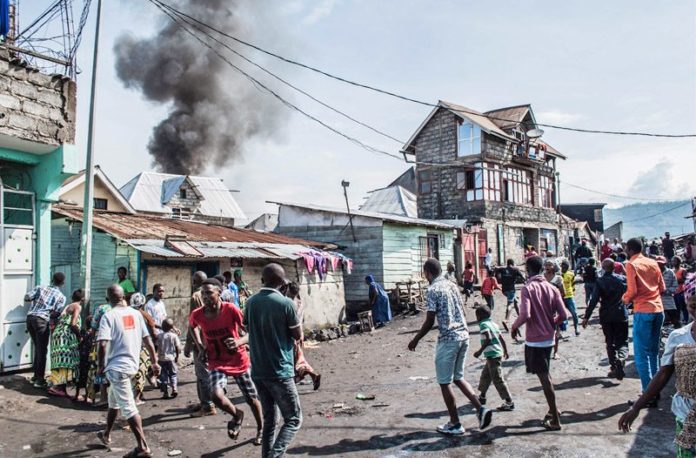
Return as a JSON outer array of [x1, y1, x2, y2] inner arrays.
[[538, 175, 555, 208], [456, 162, 485, 201], [501, 167, 532, 205], [457, 121, 482, 157]]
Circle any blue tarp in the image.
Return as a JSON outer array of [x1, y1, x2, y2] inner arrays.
[[0, 0, 9, 38]]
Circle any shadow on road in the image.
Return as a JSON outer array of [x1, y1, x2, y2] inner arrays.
[[527, 376, 620, 391]]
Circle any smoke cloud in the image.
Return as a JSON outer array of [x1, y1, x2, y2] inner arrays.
[[114, 0, 283, 174]]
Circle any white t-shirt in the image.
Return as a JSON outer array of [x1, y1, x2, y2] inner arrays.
[[145, 298, 167, 335], [157, 331, 181, 362], [661, 323, 696, 421], [98, 306, 150, 375]]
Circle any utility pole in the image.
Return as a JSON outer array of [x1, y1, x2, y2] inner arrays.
[[79, 0, 103, 308], [341, 180, 357, 243]]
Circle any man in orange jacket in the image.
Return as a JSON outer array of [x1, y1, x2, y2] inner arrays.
[[622, 238, 665, 407]]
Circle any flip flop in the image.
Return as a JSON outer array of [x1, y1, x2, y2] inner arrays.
[[47, 387, 67, 397], [227, 411, 245, 440], [313, 374, 322, 391], [253, 429, 262, 446], [122, 447, 153, 458], [97, 431, 111, 448]]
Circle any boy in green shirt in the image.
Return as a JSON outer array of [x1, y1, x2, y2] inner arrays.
[[473, 305, 514, 411]]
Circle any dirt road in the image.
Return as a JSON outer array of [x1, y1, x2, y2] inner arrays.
[[0, 288, 677, 457]]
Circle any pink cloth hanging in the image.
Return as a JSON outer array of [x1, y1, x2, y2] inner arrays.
[[330, 256, 339, 272], [302, 254, 315, 273]]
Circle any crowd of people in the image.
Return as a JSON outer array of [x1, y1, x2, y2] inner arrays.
[[23, 265, 319, 457], [20, 232, 696, 456], [412, 237, 695, 456]]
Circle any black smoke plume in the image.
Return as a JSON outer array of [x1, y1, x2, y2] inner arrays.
[[114, 0, 282, 174]]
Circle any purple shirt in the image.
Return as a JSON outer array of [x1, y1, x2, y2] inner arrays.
[[512, 275, 568, 344]]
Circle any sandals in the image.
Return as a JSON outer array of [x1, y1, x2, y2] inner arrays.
[[47, 387, 67, 397], [227, 411, 245, 440], [253, 429, 262, 446], [542, 418, 562, 431], [123, 447, 153, 458]]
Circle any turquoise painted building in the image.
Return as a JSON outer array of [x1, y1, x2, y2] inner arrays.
[[0, 47, 79, 372]]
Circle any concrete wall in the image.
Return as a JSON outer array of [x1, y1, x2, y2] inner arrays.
[[144, 264, 193, 332], [61, 177, 131, 213], [0, 48, 76, 146]]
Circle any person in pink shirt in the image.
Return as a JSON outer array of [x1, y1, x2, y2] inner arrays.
[[481, 269, 501, 310], [511, 256, 568, 431]]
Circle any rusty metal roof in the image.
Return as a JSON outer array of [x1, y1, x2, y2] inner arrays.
[[52, 205, 331, 248]]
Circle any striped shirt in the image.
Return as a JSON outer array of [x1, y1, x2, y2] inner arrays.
[[479, 318, 504, 359]]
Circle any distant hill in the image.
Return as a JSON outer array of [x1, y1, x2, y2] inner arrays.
[[604, 200, 694, 239]]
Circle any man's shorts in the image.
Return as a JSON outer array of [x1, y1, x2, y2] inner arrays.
[[524, 345, 553, 375], [504, 290, 516, 304], [210, 369, 258, 402], [435, 339, 469, 385], [106, 370, 138, 419]]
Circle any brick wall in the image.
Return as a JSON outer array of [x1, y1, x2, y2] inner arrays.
[[0, 48, 76, 145]]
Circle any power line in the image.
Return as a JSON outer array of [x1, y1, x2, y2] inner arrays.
[[146, 0, 405, 164], [561, 181, 672, 202], [622, 201, 691, 224], [153, 0, 696, 139], [152, 0, 403, 145], [147, 0, 689, 207]]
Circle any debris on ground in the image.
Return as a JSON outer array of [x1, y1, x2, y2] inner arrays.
[[356, 393, 375, 400]]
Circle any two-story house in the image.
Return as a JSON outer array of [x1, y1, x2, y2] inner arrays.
[[119, 171, 246, 227], [403, 100, 566, 275]]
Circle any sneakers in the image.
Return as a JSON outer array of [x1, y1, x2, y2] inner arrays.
[[478, 395, 487, 406], [33, 379, 48, 389], [615, 361, 625, 381], [497, 401, 515, 412], [436, 422, 465, 436], [190, 405, 217, 417], [477, 407, 493, 429]]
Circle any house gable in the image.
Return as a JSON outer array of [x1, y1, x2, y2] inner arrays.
[[59, 166, 135, 213]]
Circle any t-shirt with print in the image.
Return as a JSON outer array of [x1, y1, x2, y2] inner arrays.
[[157, 331, 181, 362], [562, 271, 575, 298], [189, 302, 249, 376], [243, 288, 300, 380], [479, 318, 503, 359], [98, 306, 150, 375], [426, 276, 469, 342], [661, 323, 696, 421]]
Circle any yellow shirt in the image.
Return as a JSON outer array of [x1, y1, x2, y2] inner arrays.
[[562, 271, 575, 299]]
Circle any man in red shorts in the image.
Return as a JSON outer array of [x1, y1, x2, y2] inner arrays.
[[189, 278, 263, 445]]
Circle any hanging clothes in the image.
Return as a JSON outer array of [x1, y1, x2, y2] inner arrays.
[[366, 275, 392, 326]]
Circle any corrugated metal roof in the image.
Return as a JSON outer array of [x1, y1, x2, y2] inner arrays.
[[269, 201, 458, 229], [119, 172, 246, 220], [438, 101, 516, 141], [360, 186, 418, 218], [52, 206, 332, 247], [126, 239, 309, 260]]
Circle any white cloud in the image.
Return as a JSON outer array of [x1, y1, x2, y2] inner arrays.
[[303, 0, 339, 25], [536, 110, 583, 126], [628, 158, 691, 201]]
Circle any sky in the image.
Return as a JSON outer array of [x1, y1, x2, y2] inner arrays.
[[21, 0, 696, 224]]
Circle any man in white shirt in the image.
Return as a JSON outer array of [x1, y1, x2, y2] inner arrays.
[[145, 283, 167, 336], [484, 248, 494, 271], [97, 284, 160, 457]]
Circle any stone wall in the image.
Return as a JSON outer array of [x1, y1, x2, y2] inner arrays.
[[0, 47, 76, 146]]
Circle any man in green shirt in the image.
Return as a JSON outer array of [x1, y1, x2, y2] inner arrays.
[[117, 267, 137, 302], [244, 263, 302, 457]]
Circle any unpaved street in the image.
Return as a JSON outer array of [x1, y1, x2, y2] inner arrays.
[[0, 288, 676, 457]]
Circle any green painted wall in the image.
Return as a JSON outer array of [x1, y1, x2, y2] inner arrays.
[[1, 144, 79, 284], [382, 223, 454, 290], [51, 218, 138, 309]]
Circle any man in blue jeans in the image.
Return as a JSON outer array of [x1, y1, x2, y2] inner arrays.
[[244, 264, 302, 457], [622, 238, 665, 408]]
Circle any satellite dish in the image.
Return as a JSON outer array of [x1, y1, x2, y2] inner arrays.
[[526, 128, 544, 139]]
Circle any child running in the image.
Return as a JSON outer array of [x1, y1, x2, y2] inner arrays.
[[157, 318, 181, 399], [481, 270, 501, 311], [560, 260, 580, 336], [473, 305, 515, 411]]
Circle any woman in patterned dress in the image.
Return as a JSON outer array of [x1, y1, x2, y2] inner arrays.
[[47, 290, 83, 397], [86, 299, 112, 405], [130, 293, 157, 404]]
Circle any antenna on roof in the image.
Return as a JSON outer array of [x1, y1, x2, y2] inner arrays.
[[526, 128, 544, 139]]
